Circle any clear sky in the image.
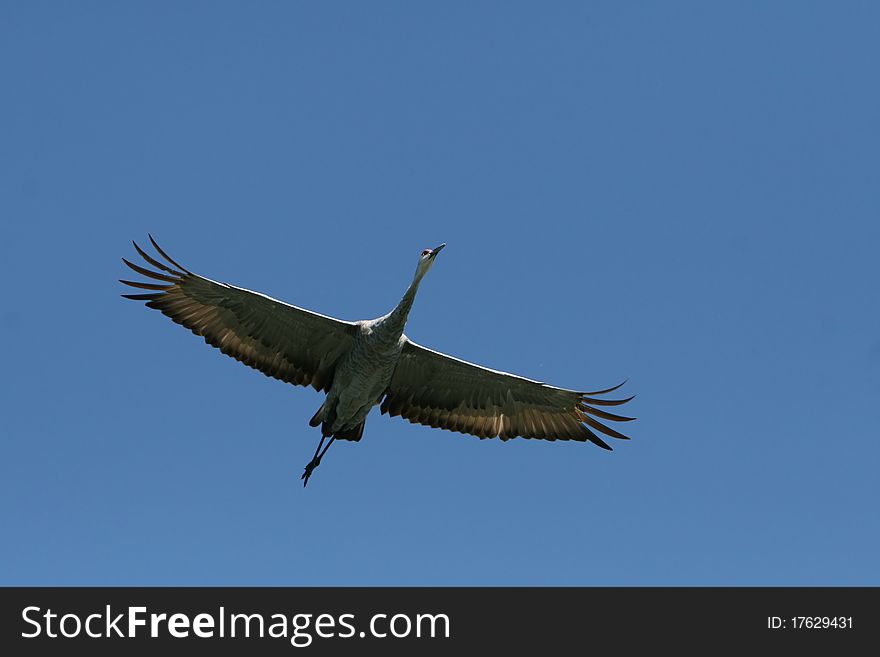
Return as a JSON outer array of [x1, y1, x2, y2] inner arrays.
[[2, 2, 878, 586]]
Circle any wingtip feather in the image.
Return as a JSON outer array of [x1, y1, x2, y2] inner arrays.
[[148, 234, 192, 274], [582, 379, 628, 396]]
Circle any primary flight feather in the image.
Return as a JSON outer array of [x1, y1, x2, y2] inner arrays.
[[121, 236, 635, 486]]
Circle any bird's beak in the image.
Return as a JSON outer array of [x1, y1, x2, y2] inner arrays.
[[431, 243, 446, 257]]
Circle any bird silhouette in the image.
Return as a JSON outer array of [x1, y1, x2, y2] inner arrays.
[[121, 236, 635, 486]]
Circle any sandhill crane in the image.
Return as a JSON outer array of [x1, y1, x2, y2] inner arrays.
[[121, 236, 635, 486]]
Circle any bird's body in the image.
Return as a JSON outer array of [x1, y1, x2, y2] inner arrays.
[[121, 237, 635, 485], [316, 318, 406, 439]]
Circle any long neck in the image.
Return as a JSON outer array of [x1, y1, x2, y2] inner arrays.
[[383, 275, 423, 337]]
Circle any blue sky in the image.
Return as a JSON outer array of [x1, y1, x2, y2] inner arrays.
[[2, 2, 878, 585]]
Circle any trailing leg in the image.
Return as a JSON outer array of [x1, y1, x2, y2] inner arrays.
[[301, 436, 335, 487]]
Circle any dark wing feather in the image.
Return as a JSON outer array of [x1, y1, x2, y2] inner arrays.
[[120, 236, 358, 392], [382, 339, 635, 448]]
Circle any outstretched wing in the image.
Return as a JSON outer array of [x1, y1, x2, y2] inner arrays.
[[381, 339, 635, 448], [120, 235, 357, 392]]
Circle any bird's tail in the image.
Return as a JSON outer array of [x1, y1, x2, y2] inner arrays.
[[311, 401, 365, 441], [333, 421, 365, 442]]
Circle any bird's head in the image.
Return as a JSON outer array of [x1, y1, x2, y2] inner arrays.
[[414, 243, 445, 281]]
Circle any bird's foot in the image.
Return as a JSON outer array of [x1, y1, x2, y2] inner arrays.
[[301, 456, 321, 487]]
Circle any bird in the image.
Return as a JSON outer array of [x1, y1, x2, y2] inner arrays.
[[120, 236, 635, 486]]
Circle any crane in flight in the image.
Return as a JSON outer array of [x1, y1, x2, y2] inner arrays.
[[121, 236, 635, 486]]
